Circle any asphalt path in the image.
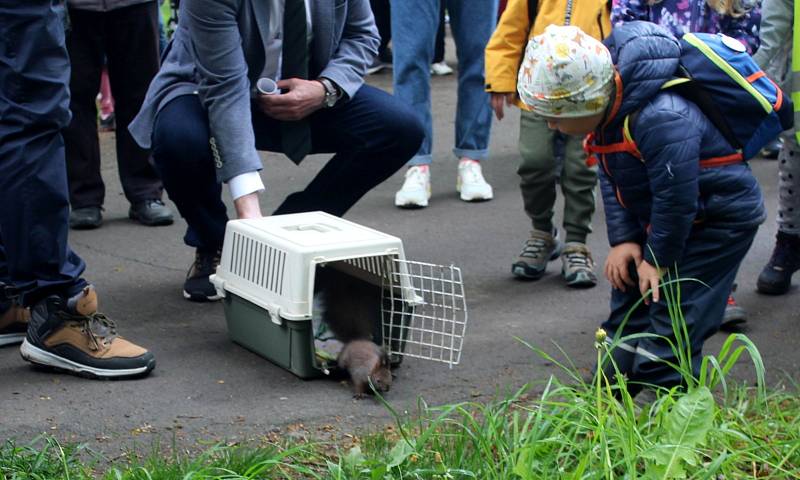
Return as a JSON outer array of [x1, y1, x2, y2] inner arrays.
[[2, 70, 798, 454]]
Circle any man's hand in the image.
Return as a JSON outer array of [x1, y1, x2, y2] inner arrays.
[[490, 92, 515, 120], [604, 242, 642, 292], [233, 192, 262, 219], [637, 260, 666, 305], [256, 78, 325, 121]]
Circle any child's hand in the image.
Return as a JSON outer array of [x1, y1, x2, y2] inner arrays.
[[490, 92, 515, 121], [604, 242, 642, 292], [637, 260, 666, 305]]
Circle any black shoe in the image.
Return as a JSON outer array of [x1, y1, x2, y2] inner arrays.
[[757, 231, 800, 295], [128, 199, 174, 226], [20, 286, 155, 379], [69, 206, 103, 230], [760, 138, 783, 159], [0, 296, 29, 347], [183, 249, 222, 302]]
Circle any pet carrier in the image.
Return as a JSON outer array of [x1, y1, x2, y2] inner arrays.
[[209, 211, 468, 379]]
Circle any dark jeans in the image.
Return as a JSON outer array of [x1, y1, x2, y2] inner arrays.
[[63, 2, 163, 209], [151, 85, 424, 252], [370, 0, 391, 59], [602, 226, 757, 389], [0, 0, 88, 306], [434, 0, 446, 64]]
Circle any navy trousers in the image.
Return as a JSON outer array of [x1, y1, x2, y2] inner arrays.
[[601, 226, 758, 389], [0, 0, 88, 306], [151, 85, 424, 252]]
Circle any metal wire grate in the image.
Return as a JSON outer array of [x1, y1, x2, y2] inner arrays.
[[381, 259, 467, 367]]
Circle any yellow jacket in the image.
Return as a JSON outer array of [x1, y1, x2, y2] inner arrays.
[[485, 0, 612, 108]]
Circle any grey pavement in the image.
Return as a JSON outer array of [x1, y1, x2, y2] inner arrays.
[[1, 71, 798, 453]]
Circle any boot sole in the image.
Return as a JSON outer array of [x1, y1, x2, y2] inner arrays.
[[512, 245, 563, 280], [20, 340, 155, 379], [128, 212, 174, 227], [756, 280, 791, 295]]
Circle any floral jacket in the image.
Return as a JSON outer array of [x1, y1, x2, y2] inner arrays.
[[611, 0, 762, 53]]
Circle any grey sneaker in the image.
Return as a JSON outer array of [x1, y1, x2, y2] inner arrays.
[[512, 229, 563, 280], [561, 242, 597, 288]]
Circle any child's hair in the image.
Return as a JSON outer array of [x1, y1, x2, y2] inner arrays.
[[646, 0, 750, 18]]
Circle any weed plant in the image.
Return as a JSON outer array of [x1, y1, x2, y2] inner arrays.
[[2, 275, 799, 479]]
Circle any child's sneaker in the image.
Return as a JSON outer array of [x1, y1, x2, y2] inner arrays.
[[20, 286, 155, 379], [512, 229, 562, 280], [0, 296, 29, 347], [457, 160, 493, 202], [561, 242, 597, 288], [395, 165, 431, 208]]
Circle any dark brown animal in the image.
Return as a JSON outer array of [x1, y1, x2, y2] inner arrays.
[[336, 339, 392, 399]]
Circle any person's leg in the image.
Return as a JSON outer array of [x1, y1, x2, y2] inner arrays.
[[512, 112, 562, 279], [390, 0, 437, 167], [433, 0, 445, 64], [265, 85, 424, 216], [558, 132, 598, 287], [0, 0, 154, 376], [758, 134, 800, 294], [446, 0, 495, 163], [151, 94, 228, 301], [370, 0, 392, 61], [62, 7, 106, 214], [632, 227, 758, 389], [105, 2, 170, 223]]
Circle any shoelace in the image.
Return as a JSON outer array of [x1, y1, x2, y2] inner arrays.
[[190, 250, 222, 277], [459, 162, 485, 184], [56, 310, 118, 351], [563, 249, 593, 271], [404, 166, 429, 187], [520, 236, 551, 260]]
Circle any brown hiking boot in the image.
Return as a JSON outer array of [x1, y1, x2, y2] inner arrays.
[[20, 286, 155, 379], [0, 297, 30, 347]]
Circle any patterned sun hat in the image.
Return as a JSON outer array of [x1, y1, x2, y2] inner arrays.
[[517, 25, 614, 118]]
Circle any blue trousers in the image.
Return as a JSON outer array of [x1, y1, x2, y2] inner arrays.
[[390, 0, 497, 165], [602, 226, 757, 389], [0, 0, 88, 306], [151, 86, 424, 252]]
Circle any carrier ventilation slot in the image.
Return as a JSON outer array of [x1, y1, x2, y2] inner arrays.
[[344, 256, 386, 278], [229, 232, 286, 295]]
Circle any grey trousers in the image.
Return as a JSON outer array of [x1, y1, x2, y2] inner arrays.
[[518, 111, 598, 243]]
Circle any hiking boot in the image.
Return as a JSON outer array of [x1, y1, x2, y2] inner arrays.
[[561, 242, 597, 288], [457, 159, 493, 202], [757, 231, 800, 295], [183, 249, 223, 302], [20, 286, 155, 378], [0, 296, 29, 347], [720, 288, 746, 331], [395, 165, 431, 208], [128, 199, 174, 226], [512, 229, 562, 280], [69, 206, 103, 230]]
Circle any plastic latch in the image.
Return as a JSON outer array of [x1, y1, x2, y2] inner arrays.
[[267, 305, 282, 326]]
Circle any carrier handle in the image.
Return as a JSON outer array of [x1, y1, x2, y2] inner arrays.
[[282, 223, 341, 234]]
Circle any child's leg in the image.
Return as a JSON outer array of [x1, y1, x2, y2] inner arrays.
[[517, 111, 557, 233], [560, 134, 597, 244], [601, 282, 651, 382], [632, 227, 758, 389]]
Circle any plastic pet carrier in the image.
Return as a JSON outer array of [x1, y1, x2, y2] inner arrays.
[[209, 211, 468, 379]]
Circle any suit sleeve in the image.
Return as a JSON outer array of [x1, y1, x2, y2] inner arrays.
[[318, 0, 380, 99], [634, 102, 701, 268], [484, 0, 531, 93], [184, 0, 262, 184]]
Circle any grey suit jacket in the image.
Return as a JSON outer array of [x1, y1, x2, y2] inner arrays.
[[129, 0, 379, 182]]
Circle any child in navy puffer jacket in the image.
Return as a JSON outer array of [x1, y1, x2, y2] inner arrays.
[[517, 22, 765, 393]]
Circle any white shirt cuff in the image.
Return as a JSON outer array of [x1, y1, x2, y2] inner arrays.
[[228, 171, 265, 200]]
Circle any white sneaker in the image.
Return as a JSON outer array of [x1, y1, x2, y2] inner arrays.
[[430, 61, 454, 76], [394, 166, 431, 208], [457, 160, 493, 202]]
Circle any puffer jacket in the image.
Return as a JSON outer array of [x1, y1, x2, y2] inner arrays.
[[485, 0, 611, 108], [593, 21, 765, 267]]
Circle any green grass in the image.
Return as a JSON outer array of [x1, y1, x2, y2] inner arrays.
[[3, 276, 800, 479]]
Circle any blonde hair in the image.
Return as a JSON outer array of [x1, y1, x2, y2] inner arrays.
[[647, 0, 750, 18]]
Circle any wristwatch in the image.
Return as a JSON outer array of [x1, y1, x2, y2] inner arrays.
[[318, 77, 343, 108]]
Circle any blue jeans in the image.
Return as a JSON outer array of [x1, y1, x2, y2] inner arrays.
[[0, 0, 88, 306], [151, 85, 424, 252], [390, 0, 497, 165]]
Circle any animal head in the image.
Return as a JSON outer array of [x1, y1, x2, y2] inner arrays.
[[368, 349, 393, 392]]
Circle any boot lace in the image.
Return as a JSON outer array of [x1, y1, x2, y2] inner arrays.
[[520, 233, 553, 260], [56, 310, 118, 351], [563, 247, 594, 272]]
